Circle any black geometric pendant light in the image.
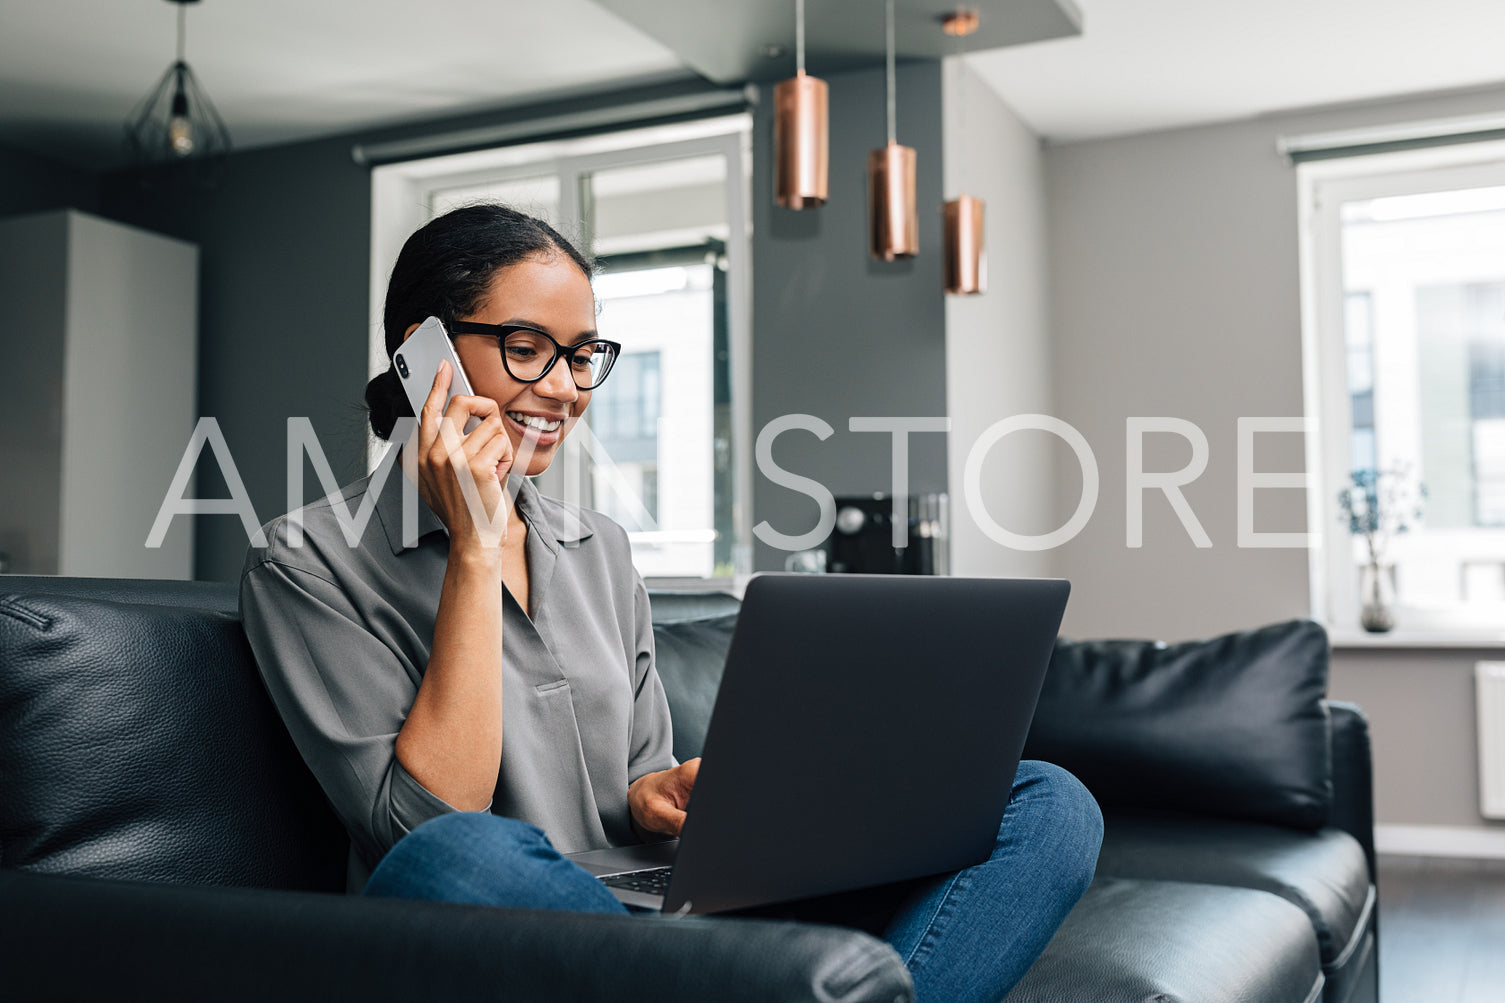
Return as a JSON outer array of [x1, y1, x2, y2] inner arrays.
[[125, 0, 231, 182]]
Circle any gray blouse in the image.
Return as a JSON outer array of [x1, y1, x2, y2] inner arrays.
[[239, 466, 677, 892]]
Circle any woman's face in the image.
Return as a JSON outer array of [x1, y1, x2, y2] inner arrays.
[[449, 254, 598, 477]]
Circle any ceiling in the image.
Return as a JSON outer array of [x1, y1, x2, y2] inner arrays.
[[965, 0, 1505, 144], [0, 0, 691, 169], [5, 0, 1505, 171]]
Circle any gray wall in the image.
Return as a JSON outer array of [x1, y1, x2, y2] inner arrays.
[[1043, 83, 1505, 835], [0, 141, 99, 218], [750, 61, 948, 572], [100, 135, 374, 582], [942, 59, 1056, 578], [1331, 651, 1500, 828], [1046, 115, 1310, 642]]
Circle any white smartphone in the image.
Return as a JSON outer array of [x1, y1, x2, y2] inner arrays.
[[392, 316, 481, 434]]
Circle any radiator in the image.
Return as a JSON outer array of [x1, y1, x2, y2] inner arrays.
[[1479, 661, 1505, 820]]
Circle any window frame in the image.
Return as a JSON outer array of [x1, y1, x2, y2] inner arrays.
[[1298, 140, 1505, 634]]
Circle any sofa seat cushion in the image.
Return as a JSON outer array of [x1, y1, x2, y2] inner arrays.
[[1005, 877, 1323, 1003], [1095, 814, 1373, 970]]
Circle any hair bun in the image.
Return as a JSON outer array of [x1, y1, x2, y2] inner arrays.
[[364, 366, 411, 440]]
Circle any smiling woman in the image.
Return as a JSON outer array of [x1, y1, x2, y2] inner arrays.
[[241, 203, 693, 895], [427, 257, 604, 478]]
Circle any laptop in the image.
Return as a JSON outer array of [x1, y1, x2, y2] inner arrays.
[[565, 572, 1070, 915]]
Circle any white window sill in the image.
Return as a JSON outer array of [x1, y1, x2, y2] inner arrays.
[[1328, 628, 1505, 650]]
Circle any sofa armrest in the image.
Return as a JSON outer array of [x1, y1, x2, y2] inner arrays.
[[0, 869, 912, 1003], [1325, 700, 1376, 881]]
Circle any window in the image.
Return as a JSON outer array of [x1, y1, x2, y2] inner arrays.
[[1301, 144, 1505, 631], [369, 117, 752, 581], [591, 348, 661, 525]]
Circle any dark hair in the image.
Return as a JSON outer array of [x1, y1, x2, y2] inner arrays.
[[364, 203, 594, 439]]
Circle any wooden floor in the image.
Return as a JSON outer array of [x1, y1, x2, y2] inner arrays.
[[1377, 855, 1505, 1003]]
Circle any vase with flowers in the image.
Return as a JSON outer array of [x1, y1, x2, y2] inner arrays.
[[1336, 466, 1426, 633]]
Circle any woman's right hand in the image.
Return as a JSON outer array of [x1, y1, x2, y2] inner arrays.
[[414, 360, 515, 555]]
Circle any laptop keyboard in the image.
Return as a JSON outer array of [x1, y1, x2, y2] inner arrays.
[[600, 865, 673, 895]]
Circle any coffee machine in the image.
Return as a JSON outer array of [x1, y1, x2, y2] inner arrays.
[[824, 492, 948, 575]]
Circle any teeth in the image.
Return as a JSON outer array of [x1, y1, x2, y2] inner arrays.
[[507, 411, 562, 432]]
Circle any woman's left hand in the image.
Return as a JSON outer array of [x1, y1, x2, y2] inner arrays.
[[628, 758, 700, 838]]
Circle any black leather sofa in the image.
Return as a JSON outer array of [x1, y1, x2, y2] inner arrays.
[[0, 576, 1377, 1003]]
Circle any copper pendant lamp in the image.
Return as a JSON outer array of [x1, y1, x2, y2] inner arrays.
[[868, 0, 918, 260], [943, 193, 985, 294], [941, 10, 985, 294], [774, 0, 828, 209]]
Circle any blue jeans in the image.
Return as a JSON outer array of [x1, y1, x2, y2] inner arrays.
[[365, 760, 1102, 1003]]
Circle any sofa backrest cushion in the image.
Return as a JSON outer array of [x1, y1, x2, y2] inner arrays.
[[650, 613, 739, 761], [0, 591, 347, 890], [1023, 618, 1333, 830], [647, 590, 742, 625], [0, 575, 238, 614]]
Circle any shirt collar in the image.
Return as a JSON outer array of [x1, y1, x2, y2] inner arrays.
[[517, 474, 595, 550], [373, 455, 594, 557]]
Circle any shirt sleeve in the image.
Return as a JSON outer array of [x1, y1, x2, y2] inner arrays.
[[239, 554, 478, 869], [626, 572, 678, 783]]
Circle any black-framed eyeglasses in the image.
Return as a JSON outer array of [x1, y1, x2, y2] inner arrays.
[[448, 321, 621, 390]]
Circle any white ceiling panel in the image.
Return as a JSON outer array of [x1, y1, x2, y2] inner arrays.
[[966, 0, 1505, 144]]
